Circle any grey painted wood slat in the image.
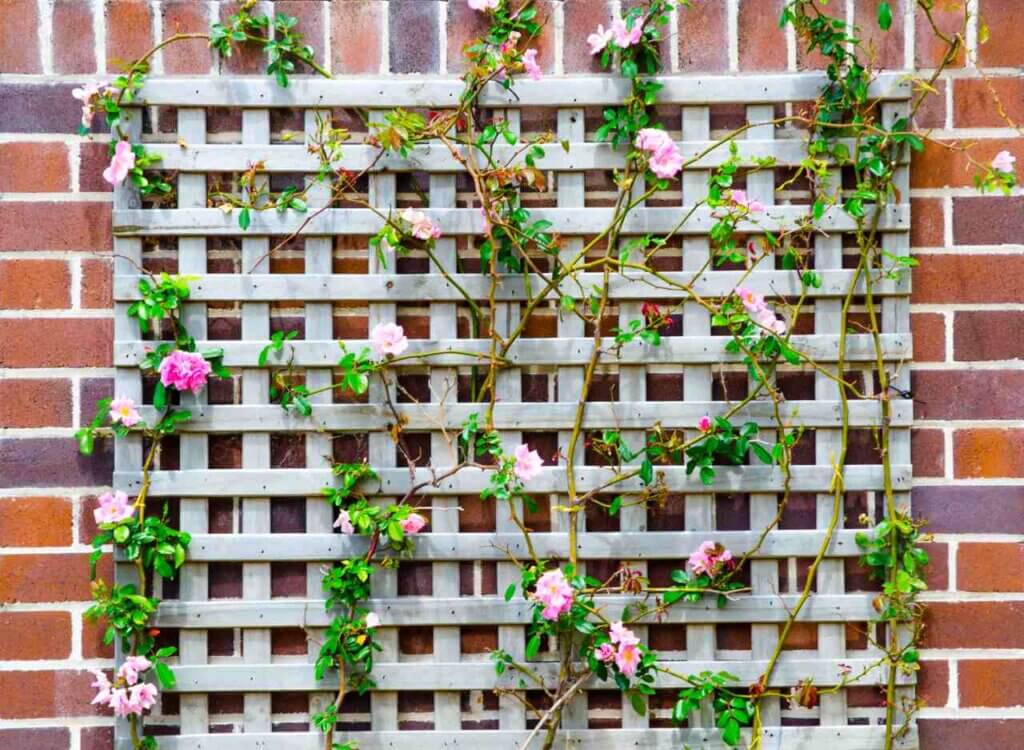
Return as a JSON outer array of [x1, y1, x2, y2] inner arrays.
[[161, 657, 912, 693], [134, 72, 910, 107], [119, 464, 912, 498], [146, 137, 896, 173], [113, 269, 909, 302], [113, 204, 910, 237], [118, 725, 919, 750], [116, 333, 911, 367], [134, 399, 912, 433], [154, 593, 886, 628], [175, 106, 210, 737], [141, 529, 875, 563]]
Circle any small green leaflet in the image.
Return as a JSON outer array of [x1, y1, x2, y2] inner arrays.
[[877, 1, 893, 31]]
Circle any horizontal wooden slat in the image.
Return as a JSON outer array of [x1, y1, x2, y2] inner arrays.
[[163, 658, 911, 692], [134, 400, 911, 433], [114, 270, 909, 303], [118, 726, 918, 750], [133, 73, 911, 107], [118, 464, 911, 498], [115, 334, 910, 367], [123, 528, 879, 562], [113, 205, 909, 237], [145, 137, 900, 173], [154, 593, 883, 628]]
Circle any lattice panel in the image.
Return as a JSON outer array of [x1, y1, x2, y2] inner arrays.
[[112, 74, 915, 750]]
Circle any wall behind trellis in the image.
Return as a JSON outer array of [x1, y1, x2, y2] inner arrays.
[[0, 2, 1022, 750]]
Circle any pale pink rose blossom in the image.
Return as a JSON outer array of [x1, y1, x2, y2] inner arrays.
[[634, 128, 683, 179], [736, 286, 766, 313], [365, 612, 381, 628], [94, 490, 135, 525], [118, 655, 152, 687], [697, 415, 713, 433], [992, 150, 1016, 174], [615, 643, 640, 677], [158, 349, 212, 395], [635, 128, 673, 153], [595, 642, 616, 662], [611, 17, 643, 48], [370, 322, 409, 357], [109, 396, 141, 427], [468, 0, 500, 11], [400, 208, 442, 240], [103, 140, 136, 187], [588, 24, 614, 55], [688, 540, 734, 577], [730, 189, 766, 214], [533, 569, 573, 620], [334, 509, 355, 534], [72, 81, 104, 129], [522, 48, 542, 81], [90, 670, 113, 706], [609, 621, 640, 648], [128, 682, 159, 713], [109, 687, 136, 717], [513, 443, 544, 483], [400, 512, 428, 534]]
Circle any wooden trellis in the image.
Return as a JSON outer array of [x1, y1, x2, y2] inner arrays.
[[112, 73, 915, 749]]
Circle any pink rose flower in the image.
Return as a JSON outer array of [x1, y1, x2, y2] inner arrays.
[[588, 24, 613, 55], [90, 670, 113, 706], [128, 682, 159, 713], [400, 512, 428, 534], [992, 150, 1016, 174], [533, 569, 573, 621], [688, 540, 734, 577], [736, 286, 766, 314], [697, 415, 713, 433], [365, 612, 381, 628], [730, 189, 766, 214], [94, 490, 135, 525], [370, 322, 409, 357], [103, 140, 136, 187], [72, 81, 103, 129], [635, 128, 672, 153], [118, 655, 152, 687], [513, 443, 544, 483], [595, 642, 616, 662], [609, 621, 640, 647], [334, 509, 355, 534], [158, 349, 212, 395], [615, 643, 640, 677], [109, 396, 141, 427], [109, 687, 136, 717], [611, 17, 643, 48], [400, 208, 442, 240], [468, 0, 500, 10], [522, 48, 542, 81], [635, 128, 683, 180]]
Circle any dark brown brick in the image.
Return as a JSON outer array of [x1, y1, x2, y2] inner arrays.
[[0, 612, 72, 660], [913, 371, 1024, 421], [954, 311, 1024, 361], [909, 197, 943, 248], [920, 720, 1024, 749], [161, 0, 213, 74], [81, 726, 113, 750], [277, 1, 327, 68], [389, 0, 440, 73], [0, 729, 70, 750], [918, 659, 949, 708], [910, 312, 944, 362], [0, 84, 91, 134], [913, 485, 1024, 534], [81, 258, 113, 308], [953, 196, 1024, 246], [912, 428, 944, 478], [0, 438, 113, 489], [913, 255, 1024, 304], [923, 601, 1024, 648]]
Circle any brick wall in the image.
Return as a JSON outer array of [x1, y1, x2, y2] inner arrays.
[[0, 0, 1021, 747]]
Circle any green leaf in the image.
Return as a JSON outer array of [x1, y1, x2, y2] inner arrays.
[[629, 691, 647, 716], [238, 206, 251, 231], [877, 1, 893, 31], [154, 661, 176, 689], [504, 583, 517, 602], [639, 459, 653, 485], [525, 634, 542, 660]]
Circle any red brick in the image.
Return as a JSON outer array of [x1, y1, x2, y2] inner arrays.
[[678, 0, 727, 71], [918, 659, 949, 708], [81, 726, 113, 750], [0, 143, 70, 193], [105, 0, 154, 71], [913, 78, 946, 129], [160, 0, 212, 74], [853, 0, 906, 70], [0, 670, 101, 719], [921, 541, 949, 591], [0, 438, 113, 489], [447, 0, 555, 75], [912, 429, 943, 478], [955, 428, 1024, 478], [330, 0, 384, 73], [218, 1, 267, 74], [0, 380, 73, 428], [0, 497, 73, 547], [0, 0, 41, 73], [79, 142, 113, 193], [0, 203, 111, 252], [81, 258, 113, 309], [81, 615, 114, 659], [277, 1, 327, 68], [923, 601, 1024, 648], [914, 2, 966, 68], [920, 719, 1024, 749], [910, 312, 944, 362], [389, 0, 440, 73], [958, 542, 1024, 592], [0, 612, 72, 660], [954, 311, 1024, 362], [563, 0, 614, 73], [913, 255, 1024, 304], [912, 138, 1024, 189], [977, 0, 1024, 68], [0, 260, 70, 309], [0, 318, 111, 368], [954, 77, 1024, 128], [53, 0, 97, 73], [0, 553, 111, 603], [0, 729, 70, 750], [738, 0, 787, 71], [954, 196, 1024, 246], [913, 371, 1024, 421], [960, 659, 1024, 707], [909, 197, 943, 248]]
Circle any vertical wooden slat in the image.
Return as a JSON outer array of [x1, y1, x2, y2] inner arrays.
[[176, 106, 210, 737], [240, 108, 272, 733]]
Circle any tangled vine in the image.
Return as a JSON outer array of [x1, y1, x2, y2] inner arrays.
[[73, 1, 1016, 749]]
